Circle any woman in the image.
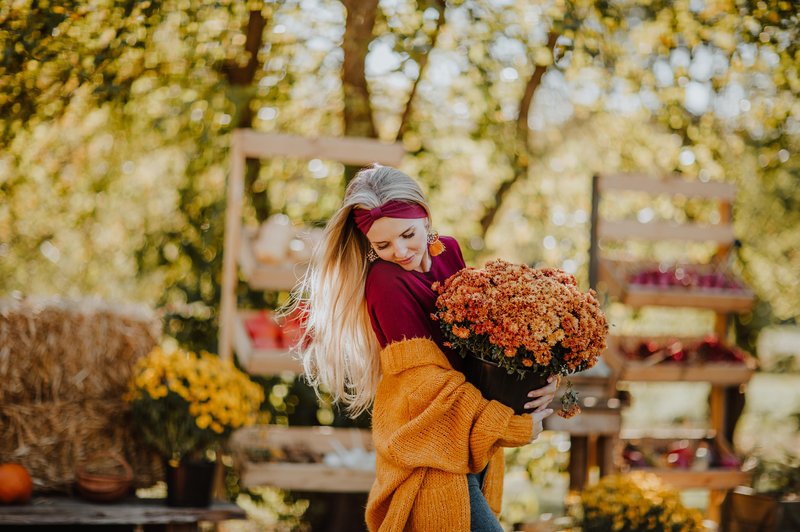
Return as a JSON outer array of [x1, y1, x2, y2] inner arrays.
[[297, 165, 556, 531]]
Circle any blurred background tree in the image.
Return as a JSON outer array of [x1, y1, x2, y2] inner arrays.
[[1, 0, 797, 412]]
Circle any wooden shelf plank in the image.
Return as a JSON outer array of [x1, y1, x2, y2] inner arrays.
[[598, 259, 754, 313], [623, 285, 755, 312], [233, 130, 405, 167], [596, 173, 737, 200], [603, 336, 756, 385], [0, 497, 245, 526], [238, 462, 375, 492], [598, 219, 735, 243], [629, 469, 750, 490], [233, 311, 302, 374], [619, 428, 716, 440], [544, 408, 621, 436]]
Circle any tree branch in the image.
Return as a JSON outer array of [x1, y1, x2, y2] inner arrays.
[[395, 0, 446, 141], [479, 32, 559, 238], [223, 10, 267, 90]]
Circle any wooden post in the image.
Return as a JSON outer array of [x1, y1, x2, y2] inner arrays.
[[569, 436, 589, 491], [588, 174, 600, 290], [218, 130, 246, 362]]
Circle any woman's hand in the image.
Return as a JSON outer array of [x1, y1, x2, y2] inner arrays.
[[529, 408, 554, 442], [524, 375, 558, 412]]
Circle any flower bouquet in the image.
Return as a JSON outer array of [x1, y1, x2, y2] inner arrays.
[[125, 345, 265, 462], [432, 259, 608, 418]]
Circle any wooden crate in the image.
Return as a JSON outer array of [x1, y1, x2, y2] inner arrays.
[[233, 310, 302, 374], [598, 258, 754, 313], [230, 425, 375, 493], [603, 335, 756, 385]]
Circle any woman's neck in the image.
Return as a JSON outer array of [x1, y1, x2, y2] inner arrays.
[[415, 249, 432, 273]]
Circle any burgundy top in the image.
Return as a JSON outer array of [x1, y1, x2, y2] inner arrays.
[[365, 235, 466, 372]]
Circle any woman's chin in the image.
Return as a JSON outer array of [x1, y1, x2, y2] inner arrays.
[[395, 257, 417, 270]]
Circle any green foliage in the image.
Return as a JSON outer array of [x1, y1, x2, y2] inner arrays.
[[130, 388, 220, 460], [750, 454, 800, 498]]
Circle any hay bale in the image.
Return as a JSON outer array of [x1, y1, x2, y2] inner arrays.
[[0, 297, 160, 403], [0, 297, 163, 491], [0, 400, 162, 491]]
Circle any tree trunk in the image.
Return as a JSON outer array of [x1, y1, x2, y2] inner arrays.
[[341, 0, 379, 183], [342, 0, 378, 140], [395, 0, 446, 141], [222, 10, 268, 220]]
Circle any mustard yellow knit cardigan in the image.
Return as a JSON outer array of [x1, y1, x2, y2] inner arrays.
[[366, 338, 533, 531]]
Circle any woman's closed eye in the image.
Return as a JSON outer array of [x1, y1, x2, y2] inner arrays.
[[376, 232, 415, 250]]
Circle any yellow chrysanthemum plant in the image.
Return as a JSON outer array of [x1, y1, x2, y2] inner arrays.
[[577, 472, 704, 532], [125, 345, 265, 462]]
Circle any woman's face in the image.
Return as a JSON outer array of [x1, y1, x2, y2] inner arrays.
[[366, 217, 429, 272]]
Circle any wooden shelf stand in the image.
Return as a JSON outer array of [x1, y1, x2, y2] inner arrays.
[[588, 173, 756, 518]]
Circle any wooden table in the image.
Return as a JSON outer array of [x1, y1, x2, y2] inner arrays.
[[0, 496, 247, 531]]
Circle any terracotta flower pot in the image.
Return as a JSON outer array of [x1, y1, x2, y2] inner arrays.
[[465, 355, 549, 415], [75, 452, 133, 503]]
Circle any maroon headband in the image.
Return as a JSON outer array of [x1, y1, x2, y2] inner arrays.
[[352, 200, 428, 235]]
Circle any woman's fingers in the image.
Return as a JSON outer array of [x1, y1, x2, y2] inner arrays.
[[525, 377, 558, 411], [525, 395, 552, 412], [527, 376, 558, 398], [529, 408, 553, 442]]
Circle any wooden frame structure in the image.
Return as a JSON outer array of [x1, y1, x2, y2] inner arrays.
[[589, 173, 755, 519]]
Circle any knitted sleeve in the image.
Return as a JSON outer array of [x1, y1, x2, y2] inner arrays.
[[374, 339, 533, 474]]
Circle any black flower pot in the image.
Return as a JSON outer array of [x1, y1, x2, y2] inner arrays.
[[465, 355, 549, 415], [164, 459, 215, 507]]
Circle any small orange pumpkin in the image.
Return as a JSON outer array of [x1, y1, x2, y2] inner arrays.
[[0, 463, 33, 504]]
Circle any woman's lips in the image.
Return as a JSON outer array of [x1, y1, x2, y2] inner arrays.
[[397, 255, 415, 265]]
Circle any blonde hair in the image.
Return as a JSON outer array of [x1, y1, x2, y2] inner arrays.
[[294, 165, 431, 417]]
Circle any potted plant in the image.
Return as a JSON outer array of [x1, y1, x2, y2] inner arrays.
[[125, 345, 264, 506], [576, 471, 705, 531], [432, 259, 608, 417], [721, 454, 800, 531]]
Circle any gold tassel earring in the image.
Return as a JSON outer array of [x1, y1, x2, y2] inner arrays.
[[427, 230, 445, 257]]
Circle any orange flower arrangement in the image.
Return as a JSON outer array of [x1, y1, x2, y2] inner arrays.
[[432, 259, 608, 418]]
